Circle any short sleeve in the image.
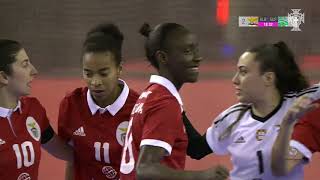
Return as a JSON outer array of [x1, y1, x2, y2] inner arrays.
[[38, 102, 51, 133], [206, 115, 231, 155], [140, 98, 182, 155], [31, 98, 54, 144], [206, 103, 248, 155]]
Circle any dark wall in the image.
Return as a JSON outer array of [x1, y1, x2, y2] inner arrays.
[[0, 0, 318, 73]]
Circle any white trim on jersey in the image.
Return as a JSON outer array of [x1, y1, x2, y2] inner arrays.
[[284, 84, 320, 100], [149, 75, 183, 112], [140, 139, 173, 155], [206, 126, 228, 155], [87, 79, 130, 116], [290, 140, 313, 160]]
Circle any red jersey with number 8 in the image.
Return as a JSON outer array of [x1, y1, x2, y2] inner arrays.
[[120, 75, 188, 180]]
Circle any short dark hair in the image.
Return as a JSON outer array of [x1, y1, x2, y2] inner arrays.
[[82, 23, 124, 66], [0, 39, 23, 75], [247, 41, 309, 95], [139, 23, 187, 69]]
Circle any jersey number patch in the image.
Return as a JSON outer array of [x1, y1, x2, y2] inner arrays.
[[94, 142, 110, 163], [256, 150, 264, 174], [12, 141, 35, 169], [120, 118, 135, 174]]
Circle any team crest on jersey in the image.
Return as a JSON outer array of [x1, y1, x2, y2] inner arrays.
[[17, 172, 31, 180], [116, 121, 129, 146], [102, 165, 117, 179], [256, 129, 267, 141], [26, 116, 41, 141]]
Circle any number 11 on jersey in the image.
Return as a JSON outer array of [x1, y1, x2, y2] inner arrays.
[[94, 142, 110, 163]]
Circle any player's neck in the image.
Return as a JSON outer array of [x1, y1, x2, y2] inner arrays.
[[0, 88, 19, 109], [252, 90, 281, 118], [158, 71, 182, 91]]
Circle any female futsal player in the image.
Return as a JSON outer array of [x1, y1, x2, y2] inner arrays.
[[0, 39, 73, 180], [183, 41, 319, 180], [120, 23, 228, 180], [58, 23, 139, 180]]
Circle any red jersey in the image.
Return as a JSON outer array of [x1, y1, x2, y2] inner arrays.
[[120, 75, 188, 180], [291, 99, 320, 160], [0, 97, 53, 180], [58, 80, 138, 180]]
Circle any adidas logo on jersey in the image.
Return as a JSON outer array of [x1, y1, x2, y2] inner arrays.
[[73, 126, 86, 136], [0, 138, 5, 145], [234, 136, 246, 143]]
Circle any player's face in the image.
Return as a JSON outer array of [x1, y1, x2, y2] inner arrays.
[[82, 52, 121, 105], [165, 32, 202, 85], [232, 52, 266, 103], [6, 49, 38, 96]]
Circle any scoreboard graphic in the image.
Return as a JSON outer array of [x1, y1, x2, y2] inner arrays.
[[238, 9, 305, 31]]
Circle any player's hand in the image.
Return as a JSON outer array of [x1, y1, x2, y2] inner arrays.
[[204, 165, 229, 180], [285, 95, 319, 125]]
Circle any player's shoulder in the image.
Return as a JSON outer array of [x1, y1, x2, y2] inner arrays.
[[136, 84, 180, 111], [146, 83, 177, 100], [146, 84, 179, 106], [127, 88, 139, 103], [19, 97, 47, 116], [284, 84, 320, 100], [214, 103, 251, 125], [297, 100, 320, 127], [61, 87, 87, 104], [64, 87, 87, 99], [20, 96, 43, 109]]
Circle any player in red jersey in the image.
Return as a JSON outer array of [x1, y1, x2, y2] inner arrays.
[[58, 23, 139, 180], [0, 39, 73, 180], [119, 23, 228, 180], [272, 89, 320, 177]]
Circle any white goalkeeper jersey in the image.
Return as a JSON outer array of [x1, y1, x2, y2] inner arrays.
[[206, 84, 320, 180]]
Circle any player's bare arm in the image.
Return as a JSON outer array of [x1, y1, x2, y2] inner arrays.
[[42, 134, 74, 162], [136, 145, 228, 180], [271, 95, 319, 176], [64, 161, 74, 180]]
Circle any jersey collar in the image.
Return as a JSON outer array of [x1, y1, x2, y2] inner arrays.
[[87, 79, 129, 116], [0, 101, 22, 118], [149, 75, 183, 108]]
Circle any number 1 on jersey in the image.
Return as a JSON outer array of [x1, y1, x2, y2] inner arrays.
[[256, 150, 264, 174], [94, 142, 110, 163]]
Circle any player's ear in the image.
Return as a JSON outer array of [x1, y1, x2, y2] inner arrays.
[[262, 71, 275, 86], [117, 63, 122, 77], [0, 71, 9, 86], [155, 50, 168, 66]]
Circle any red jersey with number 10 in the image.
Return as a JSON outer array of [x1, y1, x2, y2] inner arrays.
[[0, 97, 51, 180]]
